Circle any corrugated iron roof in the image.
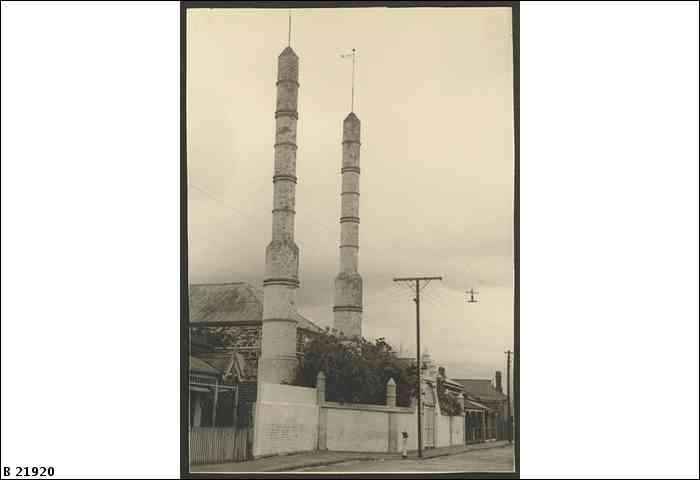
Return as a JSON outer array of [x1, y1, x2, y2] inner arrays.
[[190, 356, 220, 376], [464, 398, 489, 411], [188, 282, 322, 333], [193, 353, 231, 374], [443, 378, 465, 391], [452, 378, 507, 401]]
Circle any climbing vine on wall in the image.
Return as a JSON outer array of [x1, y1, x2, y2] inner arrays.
[[436, 377, 463, 416]]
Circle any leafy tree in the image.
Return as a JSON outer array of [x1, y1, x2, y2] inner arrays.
[[291, 328, 419, 407]]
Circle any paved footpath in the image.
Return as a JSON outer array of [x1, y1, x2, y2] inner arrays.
[[190, 440, 510, 473], [299, 444, 514, 473]]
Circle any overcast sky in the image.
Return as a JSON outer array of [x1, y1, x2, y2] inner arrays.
[[186, 7, 514, 381]]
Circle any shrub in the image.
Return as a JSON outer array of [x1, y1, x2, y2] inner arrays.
[[291, 328, 418, 407]]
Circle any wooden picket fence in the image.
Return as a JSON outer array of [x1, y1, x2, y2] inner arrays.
[[189, 426, 252, 465]]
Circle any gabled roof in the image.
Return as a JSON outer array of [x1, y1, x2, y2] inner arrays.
[[222, 349, 247, 382], [443, 378, 465, 392], [188, 282, 322, 333], [190, 356, 220, 376], [192, 350, 249, 383], [464, 398, 490, 411], [452, 378, 507, 402]]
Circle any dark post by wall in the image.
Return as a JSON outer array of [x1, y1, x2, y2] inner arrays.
[[316, 371, 327, 450]]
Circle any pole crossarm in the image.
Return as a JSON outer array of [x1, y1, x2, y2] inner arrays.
[[393, 276, 443, 282]]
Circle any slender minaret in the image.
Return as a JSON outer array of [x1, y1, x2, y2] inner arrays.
[[333, 110, 363, 338], [334, 49, 363, 339], [259, 43, 301, 385]]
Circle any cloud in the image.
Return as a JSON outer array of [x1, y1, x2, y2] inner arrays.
[[187, 7, 514, 378]]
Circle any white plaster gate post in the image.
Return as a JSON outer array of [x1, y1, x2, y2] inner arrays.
[[386, 377, 397, 452], [386, 377, 396, 407]]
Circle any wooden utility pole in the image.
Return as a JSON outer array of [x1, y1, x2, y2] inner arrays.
[[505, 350, 512, 444], [393, 276, 442, 458]]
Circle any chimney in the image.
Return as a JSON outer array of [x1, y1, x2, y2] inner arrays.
[[495, 371, 503, 393]]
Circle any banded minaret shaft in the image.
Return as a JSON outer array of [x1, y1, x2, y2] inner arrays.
[[260, 46, 300, 384], [333, 113, 363, 338]]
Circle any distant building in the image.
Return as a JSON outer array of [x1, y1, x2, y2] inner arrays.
[[189, 356, 222, 428], [189, 351, 247, 428], [189, 281, 323, 406], [453, 375, 509, 441], [434, 365, 466, 396]]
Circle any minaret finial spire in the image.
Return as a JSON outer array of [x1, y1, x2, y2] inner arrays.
[[287, 9, 291, 47], [340, 48, 357, 112], [351, 48, 355, 112]]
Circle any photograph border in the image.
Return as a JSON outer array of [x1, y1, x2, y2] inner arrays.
[[180, 2, 519, 478]]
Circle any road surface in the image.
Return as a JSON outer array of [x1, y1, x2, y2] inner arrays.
[[296, 445, 515, 473]]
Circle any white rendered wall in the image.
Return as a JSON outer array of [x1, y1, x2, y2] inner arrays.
[[325, 408, 388, 452], [451, 415, 465, 445], [437, 414, 452, 448], [253, 383, 319, 458]]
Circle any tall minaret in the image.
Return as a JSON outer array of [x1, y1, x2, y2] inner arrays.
[[333, 110, 363, 338], [259, 44, 301, 384]]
